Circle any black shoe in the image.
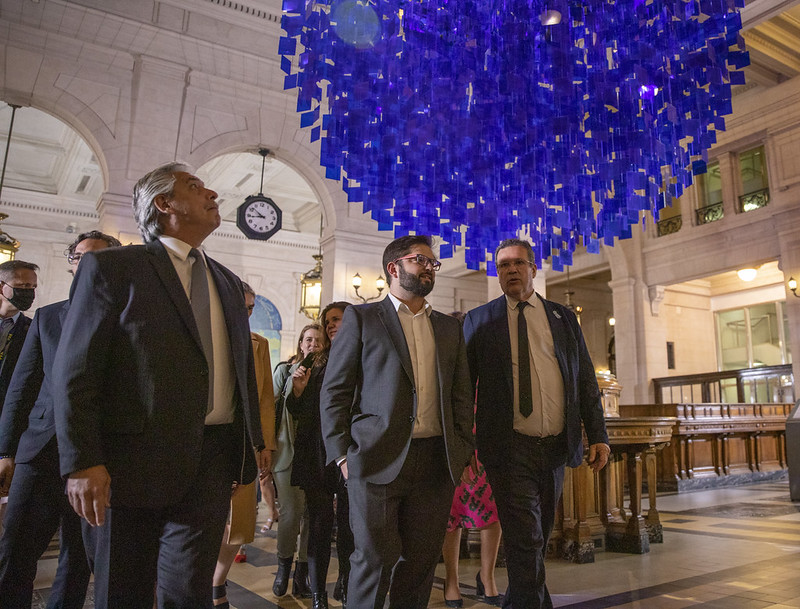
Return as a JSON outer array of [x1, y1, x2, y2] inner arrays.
[[476, 572, 503, 606], [312, 592, 329, 609], [212, 582, 230, 609], [292, 561, 312, 598], [444, 599, 463, 608], [272, 557, 292, 597]]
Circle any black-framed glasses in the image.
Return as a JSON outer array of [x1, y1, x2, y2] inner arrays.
[[393, 253, 441, 271]]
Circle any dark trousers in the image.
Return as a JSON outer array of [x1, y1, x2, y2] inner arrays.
[[0, 444, 91, 609], [90, 424, 236, 609], [304, 468, 353, 594], [485, 432, 566, 609], [347, 437, 454, 609]]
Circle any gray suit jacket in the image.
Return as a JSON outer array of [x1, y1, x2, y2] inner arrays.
[[320, 296, 474, 485]]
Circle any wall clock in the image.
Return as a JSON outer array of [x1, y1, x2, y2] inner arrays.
[[236, 194, 282, 241]]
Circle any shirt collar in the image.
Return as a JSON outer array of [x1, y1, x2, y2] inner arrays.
[[159, 236, 203, 262], [1, 311, 21, 324], [505, 292, 538, 311], [388, 292, 432, 317]]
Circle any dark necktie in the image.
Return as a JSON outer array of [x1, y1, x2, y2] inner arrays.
[[517, 301, 533, 418], [189, 249, 214, 415], [0, 317, 14, 360]]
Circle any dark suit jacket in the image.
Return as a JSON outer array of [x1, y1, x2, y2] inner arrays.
[[463, 294, 608, 469], [0, 300, 68, 464], [320, 296, 474, 485], [53, 240, 263, 508], [0, 313, 32, 414]]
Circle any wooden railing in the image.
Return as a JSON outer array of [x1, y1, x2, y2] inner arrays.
[[652, 364, 793, 405], [619, 402, 790, 492]]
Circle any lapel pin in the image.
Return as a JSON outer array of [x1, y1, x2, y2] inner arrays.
[[553, 311, 561, 319]]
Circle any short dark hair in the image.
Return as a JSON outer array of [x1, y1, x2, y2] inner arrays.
[[321, 301, 351, 343], [382, 235, 433, 285], [241, 281, 256, 298], [0, 260, 39, 283], [65, 230, 122, 259], [495, 238, 535, 265]]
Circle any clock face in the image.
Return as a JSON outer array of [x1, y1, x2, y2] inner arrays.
[[245, 199, 279, 232], [237, 195, 282, 240]]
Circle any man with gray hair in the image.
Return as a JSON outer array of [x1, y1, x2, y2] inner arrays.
[[53, 163, 268, 609]]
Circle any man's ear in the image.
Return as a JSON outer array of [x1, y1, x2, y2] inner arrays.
[[153, 193, 170, 214], [386, 261, 399, 282]]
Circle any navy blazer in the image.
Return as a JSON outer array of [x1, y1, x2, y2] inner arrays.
[[320, 297, 474, 485], [53, 240, 262, 509], [0, 313, 32, 413], [464, 294, 608, 469], [0, 300, 68, 464]]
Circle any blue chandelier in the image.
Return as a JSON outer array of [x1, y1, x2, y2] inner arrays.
[[279, 0, 748, 271]]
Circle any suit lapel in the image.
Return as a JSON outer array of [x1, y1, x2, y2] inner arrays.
[[540, 296, 569, 391], [145, 240, 204, 352], [377, 297, 415, 385], [488, 296, 513, 396]]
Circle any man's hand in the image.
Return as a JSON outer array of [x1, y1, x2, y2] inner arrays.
[[256, 448, 272, 479], [587, 443, 611, 473], [291, 366, 312, 397], [66, 464, 111, 527], [0, 457, 15, 496], [460, 453, 479, 485]]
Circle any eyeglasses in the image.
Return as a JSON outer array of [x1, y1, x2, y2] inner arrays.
[[496, 259, 534, 271], [67, 253, 83, 264], [393, 253, 441, 271]]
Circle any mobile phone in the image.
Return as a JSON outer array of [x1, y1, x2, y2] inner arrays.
[[299, 351, 316, 369]]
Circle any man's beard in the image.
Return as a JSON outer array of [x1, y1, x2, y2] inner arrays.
[[398, 263, 434, 297]]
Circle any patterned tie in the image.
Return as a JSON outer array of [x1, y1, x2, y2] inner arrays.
[[189, 249, 214, 415], [517, 301, 533, 418]]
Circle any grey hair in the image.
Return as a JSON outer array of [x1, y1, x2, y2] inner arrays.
[[241, 281, 255, 297], [495, 238, 535, 265], [0, 260, 39, 283], [132, 162, 193, 242]]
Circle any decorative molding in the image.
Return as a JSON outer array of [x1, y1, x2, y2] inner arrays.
[[0, 199, 99, 220], [648, 284, 666, 316], [202, 0, 280, 22]]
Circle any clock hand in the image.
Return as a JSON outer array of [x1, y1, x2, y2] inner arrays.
[[248, 211, 266, 219]]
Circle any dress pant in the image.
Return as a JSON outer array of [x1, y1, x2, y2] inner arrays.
[[485, 432, 567, 609], [0, 441, 91, 609], [90, 424, 236, 609], [347, 437, 454, 609], [273, 467, 309, 561], [303, 467, 353, 594]]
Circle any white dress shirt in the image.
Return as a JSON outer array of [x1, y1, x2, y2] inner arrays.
[[388, 293, 442, 438], [506, 293, 565, 437], [159, 236, 235, 425]]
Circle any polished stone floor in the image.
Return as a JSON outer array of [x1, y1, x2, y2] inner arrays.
[[32, 477, 800, 608]]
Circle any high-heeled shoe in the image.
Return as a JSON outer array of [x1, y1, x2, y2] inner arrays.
[[444, 599, 463, 608], [476, 572, 502, 606]]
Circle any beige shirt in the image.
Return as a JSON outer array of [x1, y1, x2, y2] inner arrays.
[[160, 236, 235, 425], [506, 293, 565, 437], [388, 293, 442, 438]]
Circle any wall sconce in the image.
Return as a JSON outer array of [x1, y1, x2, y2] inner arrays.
[[0, 213, 19, 263], [788, 277, 799, 298], [352, 273, 386, 303]]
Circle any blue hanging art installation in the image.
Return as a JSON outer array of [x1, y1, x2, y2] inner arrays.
[[279, 0, 748, 271]]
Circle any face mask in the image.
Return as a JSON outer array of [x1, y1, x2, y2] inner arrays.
[[4, 286, 35, 311]]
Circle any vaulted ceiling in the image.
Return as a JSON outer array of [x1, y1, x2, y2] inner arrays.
[[1, 0, 799, 241]]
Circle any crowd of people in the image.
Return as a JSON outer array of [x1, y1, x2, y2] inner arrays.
[[0, 161, 610, 609]]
